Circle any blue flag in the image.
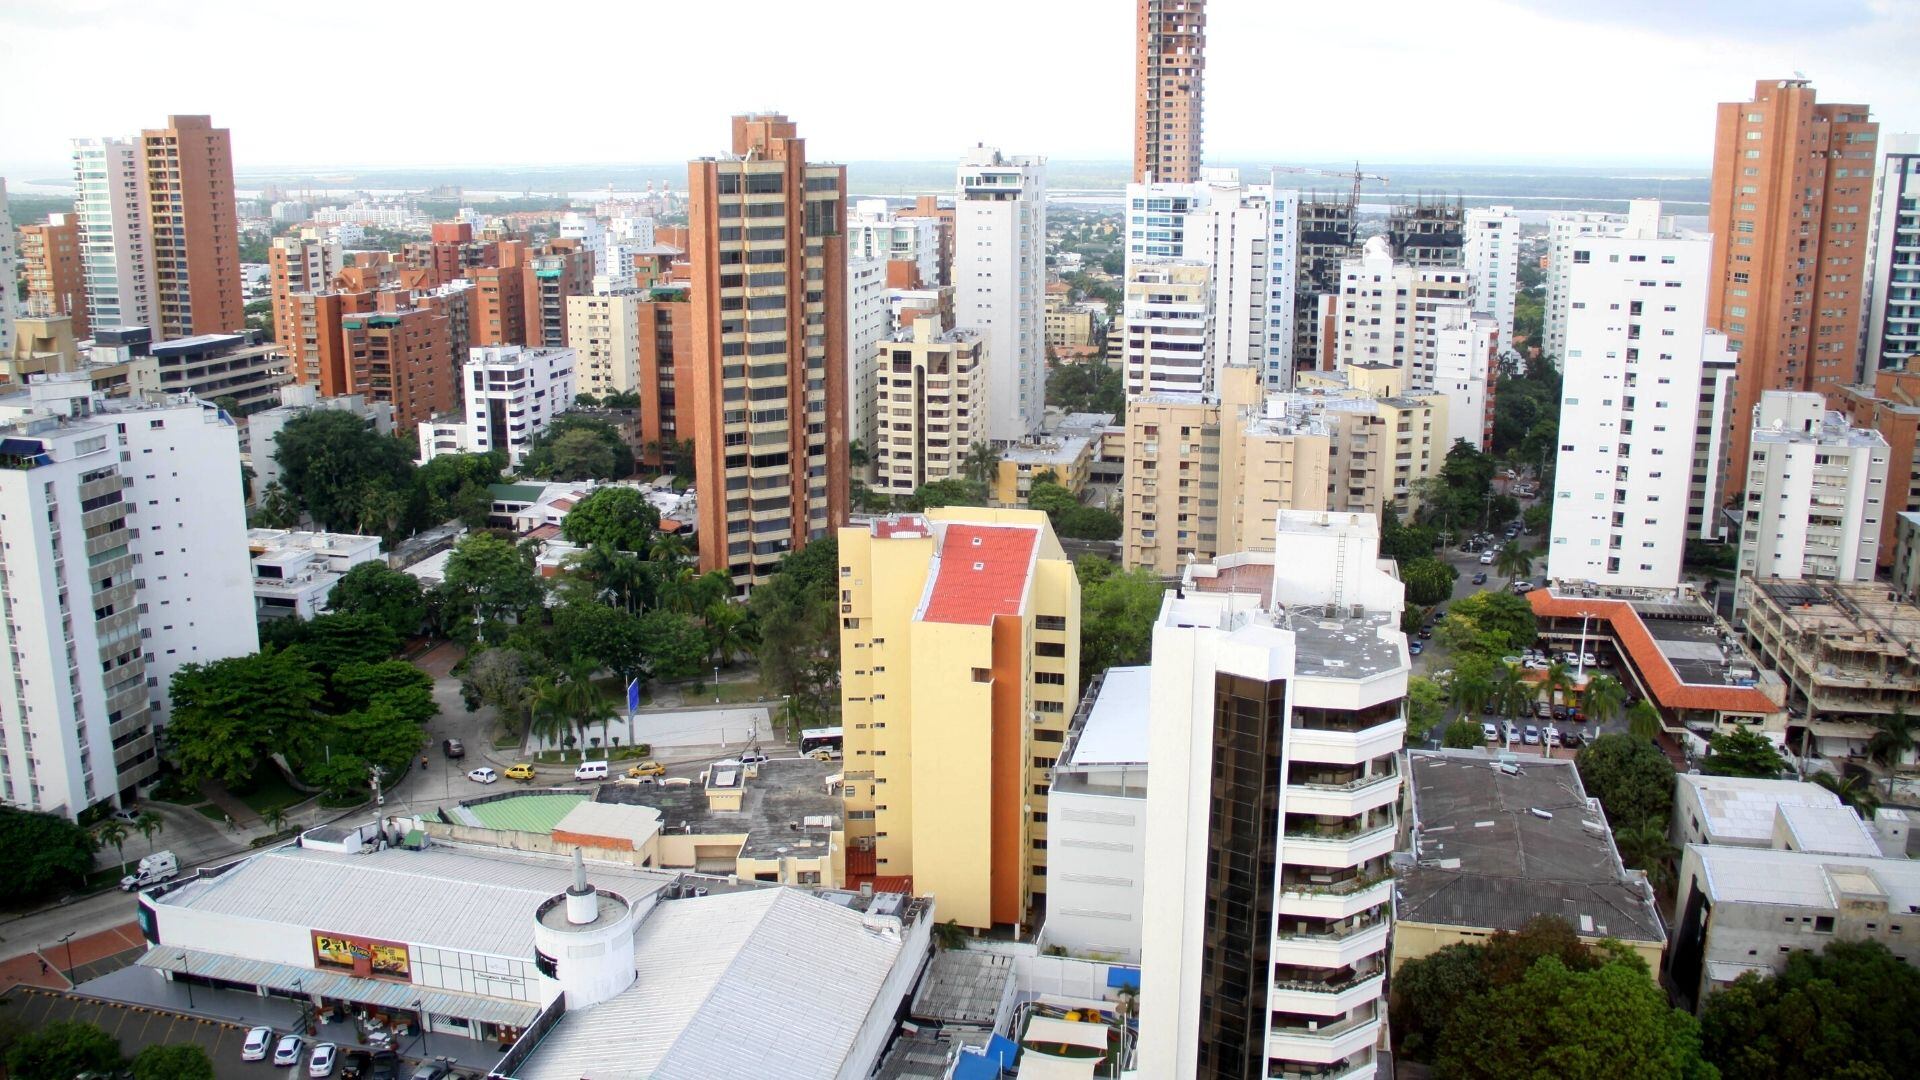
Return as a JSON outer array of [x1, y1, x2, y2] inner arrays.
[[627, 679, 640, 714]]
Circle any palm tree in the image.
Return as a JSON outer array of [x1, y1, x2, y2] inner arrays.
[[1491, 664, 1531, 720], [1866, 707, 1917, 796], [1811, 770, 1881, 819], [1451, 670, 1494, 720], [524, 674, 564, 744], [961, 442, 1001, 488], [1582, 675, 1627, 729], [263, 807, 289, 836], [95, 820, 130, 875], [1613, 817, 1677, 896], [1627, 699, 1662, 742], [133, 810, 164, 859], [555, 665, 605, 753], [1543, 662, 1576, 719], [1495, 540, 1535, 585], [705, 602, 750, 668]]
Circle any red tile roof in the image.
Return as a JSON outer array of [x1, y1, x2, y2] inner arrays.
[[526, 523, 562, 541], [1527, 590, 1780, 714], [873, 514, 932, 539], [921, 525, 1038, 625]]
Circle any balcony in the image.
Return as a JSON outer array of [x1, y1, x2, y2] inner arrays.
[[1268, 1057, 1376, 1080], [1281, 819, 1397, 868], [1270, 916, 1390, 970], [1283, 766, 1400, 818], [1289, 711, 1405, 766], [1268, 967, 1385, 1017], [1277, 869, 1395, 920], [1267, 1004, 1383, 1066]]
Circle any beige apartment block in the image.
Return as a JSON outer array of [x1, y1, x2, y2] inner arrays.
[[872, 317, 985, 500], [1045, 293, 1096, 350]]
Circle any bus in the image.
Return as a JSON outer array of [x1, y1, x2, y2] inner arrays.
[[799, 726, 843, 756]]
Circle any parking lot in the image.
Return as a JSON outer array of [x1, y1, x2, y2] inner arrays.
[[2, 986, 287, 1080]]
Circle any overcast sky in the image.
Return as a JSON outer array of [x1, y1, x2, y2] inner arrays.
[[3, 0, 1917, 178]]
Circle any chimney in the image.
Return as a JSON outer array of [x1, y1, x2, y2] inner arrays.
[[564, 847, 598, 925]]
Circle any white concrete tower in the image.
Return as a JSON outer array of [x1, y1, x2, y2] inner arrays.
[[70, 137, 154, 334], [954, 147, 1047, 443], [1464, 205, 1520, 356]]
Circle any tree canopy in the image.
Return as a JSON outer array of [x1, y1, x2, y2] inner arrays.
[[325, 562, 428, 639], [1044, 358, 1124, 415], [1702, 727, 1786, 779], [0, 806, 97, 907], [131, 1044, 214, 1080], [5, 1021, 123, 1080], [271, 410, 416, 535], [438, 533, 544, 644], [1080, 565, 1165, 681], [1403, 556, 1458, 607], [166, 648, 325, 787], [748, 538, 841, 724], [561, 486, 662, 551], [521, 417, 632, 480], [1576, 732, 1677, 831], [1700, 940, 1920, 1079]]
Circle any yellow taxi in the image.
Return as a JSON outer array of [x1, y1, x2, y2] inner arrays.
[[625, 760, 667, 779], [504, 763, 537, 782]]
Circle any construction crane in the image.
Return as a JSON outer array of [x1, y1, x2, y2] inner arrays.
[[1271, 163, 1390, 210]]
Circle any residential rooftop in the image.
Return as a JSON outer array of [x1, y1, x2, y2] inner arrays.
[[1400, 750, 1665, 944], [593, 758, 842, 860], [1750, 408, 1887, 450], [1689, 843, 1920, 912], [916, 523, 1040, 627], [1750, 578, 1920, 675], [1677, 774, 1845, 846], [1000, 435, 1091, 465], [1065, 666, 1150, 768]]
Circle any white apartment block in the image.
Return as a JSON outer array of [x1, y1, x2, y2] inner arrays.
[[247, 384, 394, 504], [1737, 392, 1889, 598], [566, 290, 642, 397], [847, 200, 940, 289], [1122, 261, 1214, 398], [558, 212, 607, 274], [955, 147, 1046, 444], [1866, 134, 1920, 374], [1691, 348, 1739, 542], [1332, 237, 1470, 393], [0, 179, 14, 357], [1125, 172, 1272, 381], [1544, 209, 1625, 361], [71, 137, 154, 334], [1464, 205, 1520, 356], [1548, 201, 1724, 590], [1431, 306, 1498, 452], [871, 318, 984, 498], [1264, 187, 1301, 389], [1044, 665, 1150, 963], [847, 256, 890, 456], [0, 377, 257, 816], [419, 346, 576, 466], [1138, 510, 1406, 1080], [249, 529, 383, 621]]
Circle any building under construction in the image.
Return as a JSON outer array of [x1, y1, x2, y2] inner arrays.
[[1290, 194, 1357, 371], [1388, 195, 1466, 268], [1744, 577, 1920, 765]]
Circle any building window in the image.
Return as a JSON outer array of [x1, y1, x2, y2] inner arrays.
[[972, 667, 992, 683]]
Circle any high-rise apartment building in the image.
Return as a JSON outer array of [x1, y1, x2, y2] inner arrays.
[[418, 346, 577, 466], [687, 114, 847, 590], [563, 285, 691, 469], [1544, 210, 1625, 360], [847, 200, 941, 291], [340, 299, 457, 430], [20, 214, 89, 338], [126, 332, 288, 416], [1137, 509, 1406, 1080], [71, 137, 153, 333], [0, 180, 13, 357], [870, 317, 985, 499], [1431, 305, 1499, 452], [267, 237, 344, 350], [847, 256, 891, 457], [896, 196, 956, 287], [1133, 0, 1206, 184], [140, 115, 244, 339], [469, 243, 530, 348], [0, 376, 256, 816], [1736, 391, 1888, 606], [1865, 133, 1920, 375], [1836, 357, 1920, 565], [1122, 261, 1214, 397], [1548, 202, 1732, 590], [1125, 172, 1272, 380], [1464, 205, 1520, 355], [524, 242, 594, 349], [566, 290, 642, 398], [1707, 79, 1878, 498], [1331, 237, 1471, 393], [955, 147, 1047, 444], [837, 507, 1080, 931]]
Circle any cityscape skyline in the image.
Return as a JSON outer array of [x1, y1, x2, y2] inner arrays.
[[4, 0, 1918, 176]]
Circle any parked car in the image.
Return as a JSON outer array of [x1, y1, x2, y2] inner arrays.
[[1510, 581, 1535, 594], [1479, 550, 1497, 565], [309, 1043, 338, 1079], [367, 1052, 400, 1080], [1417, 626, 1432, 639], [1560, 731, 1586, 749], [274, 1035, 307, 1068], [504, 762, 536, 781], [625, 760, 667, 779], [467, 767, 499, 784], [242, 1028, 274, 1062], [736, 750, 770, 766], [408, 1063, 448, 1080], [339, 1051, 373, 1080], [573, 760, 610, 781], [1522, 724, 1541, 745], [1482, 702, 1496, 715], [1482, 722, 1499, 743], [442, 739, 465, 760], [1408, 641, 1424, 656], [1471, 571, 1488, 585], [1503, 721, 1520, 743], [110, 807, 141, 824]]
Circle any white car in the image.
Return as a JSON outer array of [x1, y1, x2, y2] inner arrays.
[[1479, 550, 1497, 565], [1482, 722, 1499, 743], [242, 1027, 274, 1062], [308, 1043, 337, 1078], [273, 1034, 306, 1067], [737, 750, 770, 766], [467, 767, 499, 784]]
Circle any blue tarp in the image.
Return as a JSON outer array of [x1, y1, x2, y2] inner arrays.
[[1106, 965, 1142, 991], [952, 1033, 1019, 1079]]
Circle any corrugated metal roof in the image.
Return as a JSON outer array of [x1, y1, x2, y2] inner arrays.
[[152, 846, 670, 960], [137, 948, 539, 1026], [517, 888, 913, 1080]]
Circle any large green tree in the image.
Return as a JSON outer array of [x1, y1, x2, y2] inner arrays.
[[5, 1021, 123, 1080], [1045, 357, 1124, 414], [1081, 567, 1166, 680], [413, 450, 505, 528], [636, 609, 711, 683], [1407, 676, 1447, 740], [554, 600, 648, 684], [748, 539, 841, 721], [909, 478, 985, 511], [1402, 557, 1458, 607], [272, 409, 415, 533], [1700, 940, 1920, 1079], [325, 562, 428, 638], [166, 648, 324, 787], [439, 533, 544, 643], [1702, 727, 1786, 779], [522, 417, 631, 480], [1434, 952, 1715, 1080], [0, 807, 97, 907], [289, 613, 404, 674], [1576, 732, 1677, 830], [131, 1044, 214, 1080], [1447, 591, 1538, 654], [561, 486, 662, 551]]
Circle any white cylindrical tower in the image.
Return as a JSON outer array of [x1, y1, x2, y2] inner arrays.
[[531, 849, 640, 1009]]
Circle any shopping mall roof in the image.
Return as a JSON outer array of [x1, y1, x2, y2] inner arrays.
[[516, 887, 917, 1080]]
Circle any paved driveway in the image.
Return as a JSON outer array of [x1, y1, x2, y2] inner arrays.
[[1, 986, 285, 1080]]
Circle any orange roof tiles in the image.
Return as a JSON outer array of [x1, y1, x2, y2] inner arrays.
[[1527, 590, 1780, 714], [921, 525, 1037, 625]]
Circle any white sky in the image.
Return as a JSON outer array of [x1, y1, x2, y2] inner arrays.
[[2, 0, 1917, 177]]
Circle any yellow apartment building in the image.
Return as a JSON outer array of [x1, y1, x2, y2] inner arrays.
[[871, 317, 986, 500], [837, 507, 1081, 931]]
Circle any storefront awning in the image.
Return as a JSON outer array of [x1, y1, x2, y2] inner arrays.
[[138, 947, 539, 1027]]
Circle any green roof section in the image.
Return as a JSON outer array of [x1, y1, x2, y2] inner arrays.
[[464, 793, 588, 834], [489, 482, 547, 503]]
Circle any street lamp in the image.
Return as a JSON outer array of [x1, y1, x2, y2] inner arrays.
[[713, 665, 721, 704], [57, 932, 75, 988], [176, 952, 194, 1009], [413, 998, 430, 1057]]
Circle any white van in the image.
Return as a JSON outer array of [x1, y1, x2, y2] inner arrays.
[[120, 850, 179, 891], [573, 761, 610, 781]]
